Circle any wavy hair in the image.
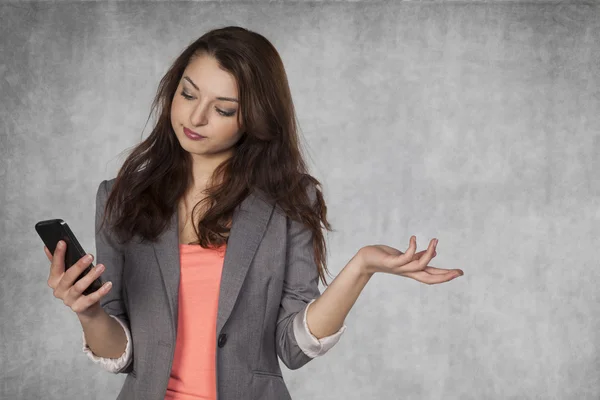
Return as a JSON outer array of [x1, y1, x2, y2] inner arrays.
[[98, 26, 335, 286]]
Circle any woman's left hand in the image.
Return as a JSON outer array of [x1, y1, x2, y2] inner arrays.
[[357, 236, 463, 284]]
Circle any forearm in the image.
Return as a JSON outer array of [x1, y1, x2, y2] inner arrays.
[[305, 253, 371, 339], [79, 307, 128, 358]]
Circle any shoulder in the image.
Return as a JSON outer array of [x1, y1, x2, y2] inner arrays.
[[268, 176, 319, 219], [96, 177, 117, 192], [97, 176, 123, 199], [95, 177, 117, 207], [105, 177, 117, 192]]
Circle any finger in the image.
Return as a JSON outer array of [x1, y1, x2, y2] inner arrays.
[[414, 249, 436, 261], [417, 238, 437, 268], [389, 237, 438, 272], [395, 241, 435, 272], [403, 269, 461, 285], [383, 245, 436, 260], [55, 252, 95, 295], [64, 263, 106, 305], [404, 236, 417, 259], [423, 266, 457, 275], [71, 263, 105, 296], [70, 280, 113, 314], [48, 241, 66, 289]]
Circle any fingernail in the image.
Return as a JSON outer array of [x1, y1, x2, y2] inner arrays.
[[58, 241, 63, 248], [84, 254, 93, 262]]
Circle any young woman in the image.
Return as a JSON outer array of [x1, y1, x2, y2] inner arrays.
[[45, 26, 464, 400]]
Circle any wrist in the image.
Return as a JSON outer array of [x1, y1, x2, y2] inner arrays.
[[77, 303, 106, 324], [350, 251, 374, 279]]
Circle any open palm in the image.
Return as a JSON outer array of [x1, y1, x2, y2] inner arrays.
[[358, 236, 463, 285]]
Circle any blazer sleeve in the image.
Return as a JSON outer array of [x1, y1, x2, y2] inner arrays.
[[84, 179, 134, 374], [275, 183, 346, 370], [292, 298, 346, 358]]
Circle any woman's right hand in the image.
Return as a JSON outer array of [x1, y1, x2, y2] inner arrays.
[[45, 240, 112, 320]]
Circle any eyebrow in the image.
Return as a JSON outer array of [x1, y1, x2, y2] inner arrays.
[[183, 76, 239, 103]]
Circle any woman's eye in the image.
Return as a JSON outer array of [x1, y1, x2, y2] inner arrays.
[[180, 91, 235, 117], [217, 109, 236, 117]]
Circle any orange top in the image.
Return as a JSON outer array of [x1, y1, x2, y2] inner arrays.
[[164, 243, 227, 400]]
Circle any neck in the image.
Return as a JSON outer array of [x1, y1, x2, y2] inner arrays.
[[190, 149, 234, 189]]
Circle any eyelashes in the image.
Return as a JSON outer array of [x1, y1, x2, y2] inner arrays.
[[179, 91, 236, 117]]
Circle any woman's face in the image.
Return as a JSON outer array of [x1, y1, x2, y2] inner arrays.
[[170, 54, 243, 165]]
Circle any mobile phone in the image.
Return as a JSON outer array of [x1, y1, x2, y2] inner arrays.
[[35, 219, 103, 296]]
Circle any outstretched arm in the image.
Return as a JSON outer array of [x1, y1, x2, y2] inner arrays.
[[306, 236, 464, 339]]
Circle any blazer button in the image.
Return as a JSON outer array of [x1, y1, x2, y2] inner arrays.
[[218, 333, 227, 348]]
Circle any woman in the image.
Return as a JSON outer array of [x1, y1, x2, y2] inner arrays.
[[45, 26, 464, 400]]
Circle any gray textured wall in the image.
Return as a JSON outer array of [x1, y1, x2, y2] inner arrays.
[[1, 1, 599, 399]]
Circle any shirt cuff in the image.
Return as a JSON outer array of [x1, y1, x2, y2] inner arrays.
[[82, 314, 132, 373], [293, 298, 347, 358]]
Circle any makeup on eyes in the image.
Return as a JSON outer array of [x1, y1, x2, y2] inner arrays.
[[180, 89, 237, 117]]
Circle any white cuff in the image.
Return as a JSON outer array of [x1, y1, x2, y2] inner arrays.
[[293, 298, 347, 358], [82, 314, 132, 373]]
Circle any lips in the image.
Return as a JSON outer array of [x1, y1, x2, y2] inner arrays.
[[184, 127, 205, 138]]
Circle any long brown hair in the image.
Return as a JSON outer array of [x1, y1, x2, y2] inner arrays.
[[98, 26, 335, 286]]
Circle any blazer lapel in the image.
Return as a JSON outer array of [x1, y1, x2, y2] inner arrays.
[[151, 190, 275, 342]]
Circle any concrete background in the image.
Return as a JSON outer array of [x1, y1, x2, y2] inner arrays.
[[1, 1, 599, 399]]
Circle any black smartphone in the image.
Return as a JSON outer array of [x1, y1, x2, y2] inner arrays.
[[35, 219, 103, 296]]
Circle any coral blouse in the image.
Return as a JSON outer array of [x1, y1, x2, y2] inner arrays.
[[164, 243, 227, 400]]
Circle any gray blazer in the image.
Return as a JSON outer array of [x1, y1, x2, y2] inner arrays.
[[95, 177, 322, 400]]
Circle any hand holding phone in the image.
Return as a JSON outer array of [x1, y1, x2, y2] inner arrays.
[[36, 219, 113, 319], [44, 240, 112, 319]]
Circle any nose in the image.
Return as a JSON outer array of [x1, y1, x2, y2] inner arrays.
[[189, 103, 209, 126]]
